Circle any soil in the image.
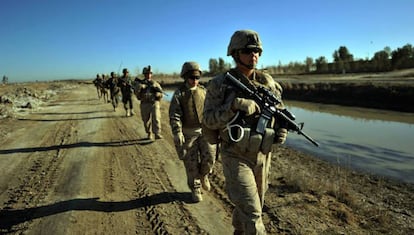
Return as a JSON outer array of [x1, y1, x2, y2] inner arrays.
[[0, 80, 413, 235]]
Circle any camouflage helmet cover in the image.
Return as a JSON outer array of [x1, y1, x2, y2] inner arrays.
[[142, 65, 152, 74], [122, 68, 129, 73], [227, 29, 263, 56], [180, 61, 202, 78]]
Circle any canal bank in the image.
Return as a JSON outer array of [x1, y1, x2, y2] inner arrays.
[[158, 68, 414, 112]]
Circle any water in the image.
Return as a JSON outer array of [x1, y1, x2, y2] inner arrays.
[[284, 101, 414, 184], [164, 91, 414, 184]]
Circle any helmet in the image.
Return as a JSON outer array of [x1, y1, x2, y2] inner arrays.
[[122, 68, 129, 73], [227, 30, 263, 56], [110, 71, 115, 76], [142, 65, 152, 74], [180, 61, 202, 78]]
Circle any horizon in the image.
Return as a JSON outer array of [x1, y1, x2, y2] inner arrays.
[[1, 0, 413, 82]]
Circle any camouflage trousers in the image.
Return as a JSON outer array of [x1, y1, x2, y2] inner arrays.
[[140, 101, 161, 135], [121, 92, 133, 110], [221, 151, 272, 235], [110, 89, 120, 109], [182, 131, 216, 190]]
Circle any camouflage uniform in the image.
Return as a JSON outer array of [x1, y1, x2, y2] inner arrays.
[[203, 30, 287, 234], [135, 66, 163, 139], [106, 72, 120, 111], [93, 74, 104, 98], [169, 61, 216, 202], [118, 68, 134, 117]]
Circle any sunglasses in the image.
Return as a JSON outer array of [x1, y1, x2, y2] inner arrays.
[[239, 48, 261, 54], [188, 76, 200, 80]]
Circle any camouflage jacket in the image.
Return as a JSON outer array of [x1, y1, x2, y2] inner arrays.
[[135, 79, 163, 103], [117, 76, 133, 95], [203, 68, 283, 130]]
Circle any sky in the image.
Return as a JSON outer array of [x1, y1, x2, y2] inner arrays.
[[1, 0, 413, 82]]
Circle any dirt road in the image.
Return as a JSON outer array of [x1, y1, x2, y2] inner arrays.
[[0, 84, 233, 234], [1, 82, 413, 234]]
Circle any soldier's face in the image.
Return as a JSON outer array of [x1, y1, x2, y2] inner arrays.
[[187, 76, 200, 88], [238, 48, 259, 68]]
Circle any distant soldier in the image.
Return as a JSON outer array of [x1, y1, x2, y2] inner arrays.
[[169, 61, 216, 202], [106, 71, 121, 111], [2, 75, 8, 84], [92, 74, 103, 99], [135, 65, 164, 140], [100, 73, 109, 103], [117, 68, 135, 117]]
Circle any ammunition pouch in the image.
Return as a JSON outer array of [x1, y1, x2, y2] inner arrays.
[[220, 126, 275, 155]]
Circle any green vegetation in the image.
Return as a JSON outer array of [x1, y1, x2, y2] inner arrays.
[[207, 43, 414, 75]]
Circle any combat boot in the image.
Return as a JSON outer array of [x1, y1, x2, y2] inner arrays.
[[126, 109, 131, 117], [130, 110, 135, 116], [192, 179, 203, 202], [201, 175, 211, 191], [147, 132, 154, 140]]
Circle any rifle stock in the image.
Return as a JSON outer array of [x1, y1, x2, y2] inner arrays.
[[225, 72, 319, 147]]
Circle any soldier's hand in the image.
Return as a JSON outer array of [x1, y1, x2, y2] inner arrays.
[[138, 84, 147, 90], [174, 133, 186, 160], [275, 128, 288, 144], [155, 92, 163, 100], [173, 133, 185, 147], [231, 98, 260, 116]]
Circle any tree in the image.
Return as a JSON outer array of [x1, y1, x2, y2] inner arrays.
[[333, 46, 354, 73], [315, 56, 328, 73], [391, 44, 414, 69], [209, 58, 218, 74], [383, 46, 392, 59], [218, 57, 226, 73], [208, 58, 231, 75], [372, 50, 391, 71], [305, 57, 314, 72]]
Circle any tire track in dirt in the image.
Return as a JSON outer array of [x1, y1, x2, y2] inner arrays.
[[113, 117, 206, 234], [0, 118, 77, 233]]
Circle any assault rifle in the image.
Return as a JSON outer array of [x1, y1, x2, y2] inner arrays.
[[225, 72, 319, 147], [135, 78, 166, 95]]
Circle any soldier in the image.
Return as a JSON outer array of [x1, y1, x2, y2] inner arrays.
[[117, 68, 135, 117], [93, 73, 103, 99], [135, 65, 164, 140], [169, 61, 216, 202], [106, 71, 121, 111], [203, 30, 288, 234]]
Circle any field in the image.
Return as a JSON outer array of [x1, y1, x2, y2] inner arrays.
[[0, 73, 413, 234]]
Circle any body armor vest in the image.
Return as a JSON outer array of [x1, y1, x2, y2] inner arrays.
[[179, 85, 205, 128]]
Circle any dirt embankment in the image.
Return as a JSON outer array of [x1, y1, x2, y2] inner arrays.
[[274, 69, 414, 113], [0, 81, 413, 234], [159, 69, 414, 112], [280, 82, 414, 112]]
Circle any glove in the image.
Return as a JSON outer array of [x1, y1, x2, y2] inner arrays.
[[155, 92, 163, 100], [275, 128, 288, 144], [174, 133, 186, 160], [174, 133, 185, 146], [231, 98, 260, 116]]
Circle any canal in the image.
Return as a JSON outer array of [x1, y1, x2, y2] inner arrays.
[[284, 101, 414, 184]]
